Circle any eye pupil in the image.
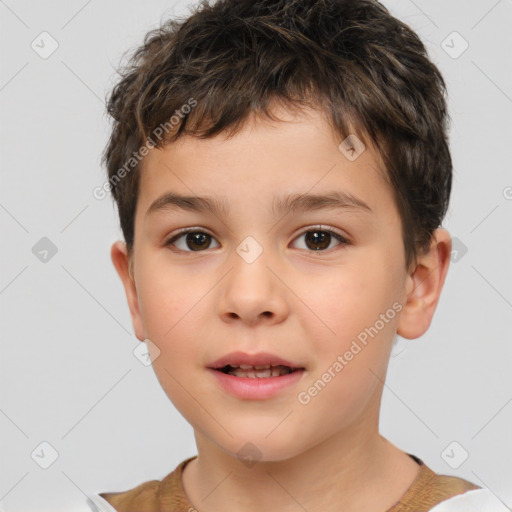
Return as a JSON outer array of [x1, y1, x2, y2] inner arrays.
[[305, 231, 331, 250], [187, 232, 210, 251]]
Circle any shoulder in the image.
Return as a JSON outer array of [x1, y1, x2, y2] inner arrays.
[[85, 455, 197, 512], [428, 472, 481, 495], [390, 454, 481, 511], [415, 464, 481, 509], [98, 479, 161, 512], [400, 471, 481, 511]]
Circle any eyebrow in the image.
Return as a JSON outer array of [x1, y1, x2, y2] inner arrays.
[[145, 190, 372, 219]]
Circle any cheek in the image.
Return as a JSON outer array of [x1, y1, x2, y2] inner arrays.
[[296, 253, 402, 403], [143, 300, 207, 414], [300, 258, 398, 341], [136, 259, 202, 340]]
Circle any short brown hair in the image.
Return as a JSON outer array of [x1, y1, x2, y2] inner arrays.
[[102, 0, 452, 270]]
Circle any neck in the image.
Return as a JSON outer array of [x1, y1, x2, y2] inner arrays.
[[181, 419, 420, 512]]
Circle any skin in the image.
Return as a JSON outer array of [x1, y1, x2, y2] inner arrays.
[[111, 103, 452, 512]]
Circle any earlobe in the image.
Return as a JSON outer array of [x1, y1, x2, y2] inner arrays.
[[110, 241, 146, 341], [396, 228, 452, 340]]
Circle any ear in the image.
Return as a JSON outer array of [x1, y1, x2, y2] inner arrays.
[[110, 241, 146, 342], [397, 228, 452, 340]]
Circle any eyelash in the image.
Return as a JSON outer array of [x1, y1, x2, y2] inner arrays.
[[164, 226, 349, 254]]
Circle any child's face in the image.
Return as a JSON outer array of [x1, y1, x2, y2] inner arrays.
[[113, 105, 420, 460]]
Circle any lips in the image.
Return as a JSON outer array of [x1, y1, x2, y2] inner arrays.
[[207, 351, 305, 372]]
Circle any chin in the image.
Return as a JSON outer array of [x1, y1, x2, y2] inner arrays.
[[214, 427, 309, 464]]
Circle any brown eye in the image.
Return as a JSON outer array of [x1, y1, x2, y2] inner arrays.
[[166, 230, 220, 252], [293, 227, 348, 252], [305, 231, 331, 250]]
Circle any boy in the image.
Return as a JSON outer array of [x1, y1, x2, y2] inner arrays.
[[86, 0, 495, 510]]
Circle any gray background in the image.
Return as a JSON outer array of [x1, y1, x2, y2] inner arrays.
[[1, 0, 511, 510]]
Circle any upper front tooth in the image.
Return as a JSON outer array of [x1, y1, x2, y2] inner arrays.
[[239, 364, 271, 369]]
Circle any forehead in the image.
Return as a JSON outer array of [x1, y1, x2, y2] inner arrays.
[[137, 105, 392, 217]]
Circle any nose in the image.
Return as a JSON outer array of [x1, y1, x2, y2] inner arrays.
[[217, 249, 289, 327]]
